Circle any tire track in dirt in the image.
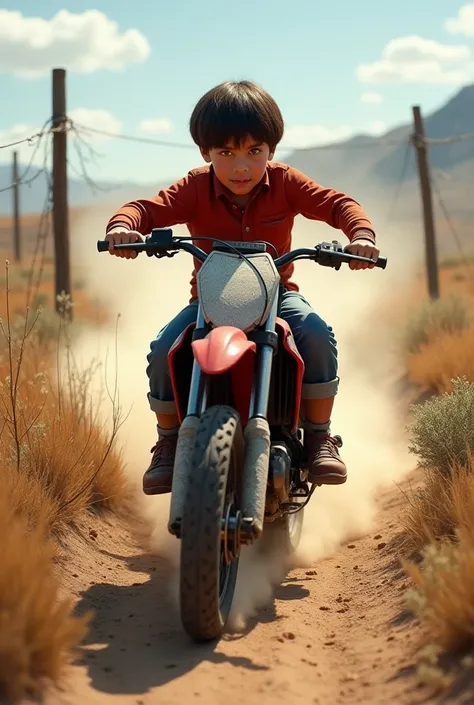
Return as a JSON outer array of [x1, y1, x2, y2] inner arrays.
[[43, 469, 453, 705]]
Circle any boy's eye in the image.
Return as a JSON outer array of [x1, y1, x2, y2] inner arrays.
[[219, 150, 233, 156], [249, 148, 261, 155]]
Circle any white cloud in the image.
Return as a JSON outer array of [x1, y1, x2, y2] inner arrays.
[[445, 2, 474, 37], [281, 120, 387, 150], [282, 124, 355, 149], [139, 118, 174, 135], [0, 9, 150, 79], [68, 108, 123, 142], [361, 91, 383, 104], [367, 120, 387, 135], [357, 35, 472, 84]]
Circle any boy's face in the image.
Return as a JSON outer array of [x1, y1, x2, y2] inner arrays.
[[201, 136, 273, 198]]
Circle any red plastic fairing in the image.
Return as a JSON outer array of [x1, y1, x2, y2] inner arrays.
[[192, 326, 256, 375], [275, 317, 305, 430]]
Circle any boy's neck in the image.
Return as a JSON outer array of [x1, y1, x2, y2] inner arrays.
[[222, 182, 259, 208], [230, 193, 250, 207]]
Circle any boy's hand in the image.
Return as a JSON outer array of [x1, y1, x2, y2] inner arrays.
[[345, 236, 380, 270], [105, 228, 144, 259]]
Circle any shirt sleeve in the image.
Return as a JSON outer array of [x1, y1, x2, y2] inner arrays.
[[284, 166, 376, 242], [106, 172, 198, 234]]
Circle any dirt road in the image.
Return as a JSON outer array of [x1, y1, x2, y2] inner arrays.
[[44, 468, 460, 705]]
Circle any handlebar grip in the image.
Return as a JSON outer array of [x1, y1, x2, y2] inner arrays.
[[375, 257, 387, 269], [97, 240, 110, 252]]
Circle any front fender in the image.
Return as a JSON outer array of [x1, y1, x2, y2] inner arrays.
[[192, 326, 256, 375]]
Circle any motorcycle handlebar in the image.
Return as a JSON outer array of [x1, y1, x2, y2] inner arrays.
[[96, 228, 387, 270]]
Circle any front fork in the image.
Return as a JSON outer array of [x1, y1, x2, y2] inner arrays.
[[186, 293, 279, 420], [168, 296, 279, 542]]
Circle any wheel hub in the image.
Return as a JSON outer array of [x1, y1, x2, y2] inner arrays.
[[221, 501, 242, 563]]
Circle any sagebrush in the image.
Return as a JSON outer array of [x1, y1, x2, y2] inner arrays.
[[407, 377, 474, 476]]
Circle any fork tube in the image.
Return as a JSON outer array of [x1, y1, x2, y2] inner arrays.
[[186, 306, 207, 416], [249, 294, 279, 419]]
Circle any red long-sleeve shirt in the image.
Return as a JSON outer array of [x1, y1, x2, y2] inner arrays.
[[106, 161, 376, 301]]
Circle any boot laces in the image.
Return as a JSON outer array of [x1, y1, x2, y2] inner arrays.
[[150, 436, 176, 467], [312, 434, 342, 459]]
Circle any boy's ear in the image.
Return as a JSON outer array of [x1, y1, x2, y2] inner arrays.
[[199, 147, 212, 163]]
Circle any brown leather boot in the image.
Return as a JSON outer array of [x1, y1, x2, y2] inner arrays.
[[305, 433, 347, 485], [143, 433, 178, 495]]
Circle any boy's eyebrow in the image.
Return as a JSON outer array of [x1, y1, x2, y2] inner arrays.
[[221, 141, 264, 149]]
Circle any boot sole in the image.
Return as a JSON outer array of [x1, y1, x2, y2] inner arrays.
[[142, 484, 172, 495], [309, 473, 347, 486]]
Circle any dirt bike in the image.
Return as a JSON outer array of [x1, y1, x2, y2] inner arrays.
[[97, 228, 386, 643]]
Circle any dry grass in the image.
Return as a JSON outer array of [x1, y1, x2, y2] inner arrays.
[[403, 292, 473, 355], [0, 483, 90, 703], [404, 458, 474, 653], [403, 462, 474, 549], [406, 327, 474, 393], [0, 257, 130, 703], [402, 266, 474, 686]]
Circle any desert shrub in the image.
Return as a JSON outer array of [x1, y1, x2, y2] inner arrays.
[[407, 377, 474, 476]]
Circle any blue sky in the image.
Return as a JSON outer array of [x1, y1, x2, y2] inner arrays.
[[1, 0, 473, 184]]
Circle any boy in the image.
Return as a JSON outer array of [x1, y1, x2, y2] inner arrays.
[[105, 80, 379, 496]]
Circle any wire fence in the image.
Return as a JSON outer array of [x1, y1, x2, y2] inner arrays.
[[2, 115, 474, 194], [1, 112, 473, 278]]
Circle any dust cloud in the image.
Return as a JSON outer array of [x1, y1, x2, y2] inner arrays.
[[70, 202, 423, 629]]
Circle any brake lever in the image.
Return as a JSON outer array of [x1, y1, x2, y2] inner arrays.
[[314, 241, 344, 269], [150, 249, 179, 259]]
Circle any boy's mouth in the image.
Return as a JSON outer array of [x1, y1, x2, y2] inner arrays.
[[230, 178, 252, 185]]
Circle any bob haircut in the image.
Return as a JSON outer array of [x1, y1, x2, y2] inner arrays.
[[189, 80, 284, 152]]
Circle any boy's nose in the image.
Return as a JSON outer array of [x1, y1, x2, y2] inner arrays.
[[234, 161, 250, 174]]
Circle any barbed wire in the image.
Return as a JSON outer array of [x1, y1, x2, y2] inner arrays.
[[73, 122, 413, 150], [2, 115, 474, 161], [430, 172, 474, 281], [0, 118, 58, 195], [426, 132, 474, 145], [0, 129, 50, 151], [73, 123, 198, 150], [22, 126, 54, 308], [67, 122, 123, 194], [384, 139, 413, 225], [1, 111, 472, 297], [1, 113, 474, 220]]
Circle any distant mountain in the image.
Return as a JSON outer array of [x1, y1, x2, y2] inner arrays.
[[372, 84, 474, 182], [285, 84, 474, 205], [1, 84, 473, 217]]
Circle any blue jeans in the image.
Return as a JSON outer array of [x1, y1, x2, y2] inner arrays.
[[146, 291, 339, 414]]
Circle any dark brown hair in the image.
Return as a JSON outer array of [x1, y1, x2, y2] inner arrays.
[[189, 80, 284, 152]]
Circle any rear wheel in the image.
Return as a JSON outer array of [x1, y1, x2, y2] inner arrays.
[[261, 508, 305, 557], [179, 405, 243, 642]]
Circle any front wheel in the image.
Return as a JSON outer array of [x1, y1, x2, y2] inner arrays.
[[179, 405, 243, 642]]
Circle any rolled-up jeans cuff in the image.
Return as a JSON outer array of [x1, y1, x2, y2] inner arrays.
[[302, 377, 339, 400], [147, 393, 177, 414]]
